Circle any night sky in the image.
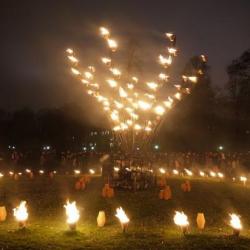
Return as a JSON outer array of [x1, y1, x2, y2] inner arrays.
[[0, 0, 250, 112]]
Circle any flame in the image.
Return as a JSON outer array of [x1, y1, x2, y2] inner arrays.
[[110, 68, 121, 77], [159, 168, 166, 174], [240, 176, 247, 183], [159, 55, 172, 67], [106, 79, 117, 88], [89, 169, 95, 174], [188, 76, 198, 83], [154, 105, 165, 116], [138, 100, 151, 110], [107, 39, 117, 51], [173, 169, 179, 175], [74, 169, 81, 175], [101, 57, 111, 65], [100, 27, 110, 37], [68, 55, 78, 63], [159, 73, 169, 81], [174, 92, 181, 100], [184, 168, 193, 176], [147, 82, 158, 90], [119, 87, 128, 98], [114, 167, 120, 172], [209, 171, 216, 177], [229, 213, 242, 230], [168, 47, 177, 56], [115, 207, 129, 224], [13, 201, 28, 222], [218, 172, 224, 178], [71, 68, 80, 75], [174, 211, 189, 227], [66, 48, 73, 54], [84, 71, 93, 80], [134, 124, 142, 130], [132, 76, 138, 83], [127, 83, 134, 89], [64, 201, 80, 225], [164, 100, 172, 109], [199, 171, 205, 177]]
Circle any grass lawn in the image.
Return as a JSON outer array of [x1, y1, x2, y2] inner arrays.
[[0, 175, 250, 249]]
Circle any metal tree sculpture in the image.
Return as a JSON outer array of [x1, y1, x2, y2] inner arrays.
[[66, 27, 206, 152]]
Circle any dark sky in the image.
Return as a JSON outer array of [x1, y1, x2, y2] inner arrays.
[[0, 0, 250, 111]]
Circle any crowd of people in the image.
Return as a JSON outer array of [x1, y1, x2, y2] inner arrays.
[[0, 149, 249, 175]]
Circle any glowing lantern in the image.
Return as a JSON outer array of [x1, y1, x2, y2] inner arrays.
[[64, 201, 80, 230], [174, 211, 189, 234], [0, 173, 3, 178], [13, 201, 28, 228], [196, 213, 205, 230], [229, 213, 242, 236], [0, 206, 7, 221], [97, 211, 106, 227], [115, 207, 130, 232]]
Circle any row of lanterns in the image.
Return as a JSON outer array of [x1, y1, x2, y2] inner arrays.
[[0, 168, 96, 179], [7, 201, 242, 236], [158, 167, 248, 185]]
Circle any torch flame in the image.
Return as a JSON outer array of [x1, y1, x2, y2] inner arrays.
[[13, 201, 28, 222], [115, 207, 129, 224], [64, 201, 80, 225], [229, 213, 242, 230], [174, 211, 189, 227]]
